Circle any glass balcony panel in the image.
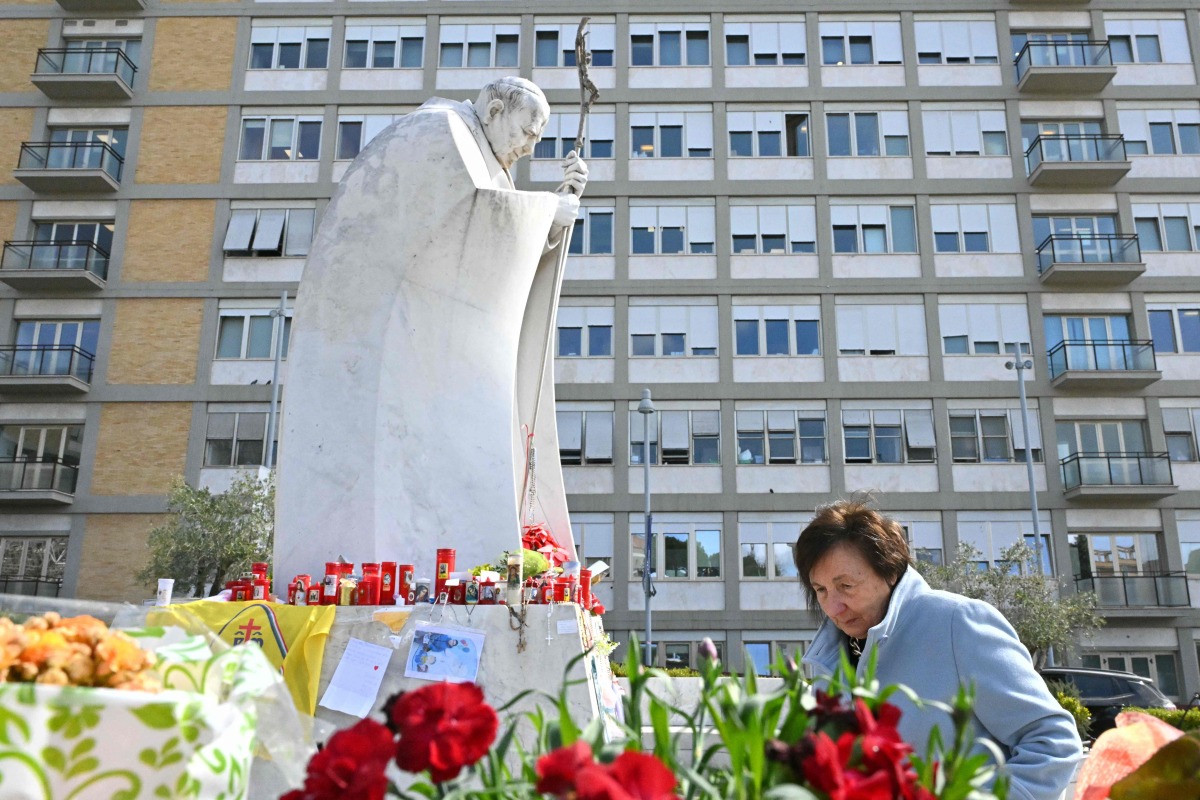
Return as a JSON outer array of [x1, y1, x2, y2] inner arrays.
[[1124, 576, 1158, 606]]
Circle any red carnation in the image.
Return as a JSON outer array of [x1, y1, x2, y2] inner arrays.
[[536, 741, 595, 796], [389, 681, 499, 783], [602, 750, 681, 800], [283, 717, 395, 800]]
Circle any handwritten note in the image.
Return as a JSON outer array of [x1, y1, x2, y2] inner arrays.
[[318, 638, 393, 718], [556, 618, 579, 635]]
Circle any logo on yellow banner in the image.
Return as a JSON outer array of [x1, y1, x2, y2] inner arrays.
[[215, 603, 289, 667]]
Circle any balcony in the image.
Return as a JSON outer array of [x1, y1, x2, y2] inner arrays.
[[0, 240, 108, 290], [56, 0, 143, 10], [30, 48, 136, 100], [1036, 235, 1144, 285], [0, 346, 94, 393], [1076, 572, 1190, 608], [14, 141, 123, 192], [1025, 135, 1131, 186], [1015, 41, 1116, 93], [0, 459, 78, 505], [1047, 340, 1161, 389], [1061, 452, 1176, 501]]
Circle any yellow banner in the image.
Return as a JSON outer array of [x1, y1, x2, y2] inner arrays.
[[149, 600, 336, 715]]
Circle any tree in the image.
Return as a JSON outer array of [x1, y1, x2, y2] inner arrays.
[[915, 542, 1104, 669], [136, 471, 275, 598]]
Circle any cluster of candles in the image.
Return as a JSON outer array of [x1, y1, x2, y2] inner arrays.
[[223, 562, 273, 601], [278, 548, 605, 613]]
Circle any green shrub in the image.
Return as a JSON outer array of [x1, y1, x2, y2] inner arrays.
[[610, 661, 700, 678], [1125, 707, 1200, 732], [1047, 680, 1092, 742]]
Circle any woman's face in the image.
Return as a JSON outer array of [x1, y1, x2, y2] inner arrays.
[[808, 543, 895, 639]]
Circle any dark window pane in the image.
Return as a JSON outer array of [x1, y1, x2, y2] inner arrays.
[[849, 36, 873, 64], [589, 213, 613, 254], [1136, 217, 1163, 251], [250, 43, 274, 69], [1149, 310, 1177, 353], [735, 320, 759, 355], [632, 227, 655, 254], [306, 39, 329, 69], [730, 131, 753, 157], [588, 326, 612, 356], [297, 121, 321, 160], [732, 234, 757, 254], [400, 38, 423, 68], [495, 35, 519, 67], [558, 327, 582, 356], [1110, 36, 1133, 63], [795, 320, 819, 355], [1180, 124, 1200, 154], [765, 320, 789, 354], [439, 43, 463, 68], [832, 225, 858, 253], [963, 232, 989, 252], [827, 115, 851, 156], [631, 35, 654, 66], [631, 334, 656, 356], [345, 41, 368, 69], [661, 227, 684, 254], [660, 126, 683, 157], [590, 140, 613, 159], [821, 37, 844, 65], [786, 114, 809, 157], [278, 42, 301, 69], [569, 219, 584, 254], [631, 126, 655, 157], [935, 232, 960, 253], [693, 435, 719, 464], [1182, 309, 1200, 352], [373, 41, 395, 68], [686, 31, 709, 65], [592, 50, 613, 67], [1151, 123, 1176, 155], [854, 114, 880, 156], [662, 333, 686, 356], [536, 31, 559, 67], [727, 35, 750, 66], [761, 234, 786, 253], [337, 122, 362, 160], [758, 131, 781, 157], [890, 207, 917, 253], [660, 32, 681, 65]]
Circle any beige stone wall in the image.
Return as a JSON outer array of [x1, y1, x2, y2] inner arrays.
[[136, 106, 228, 185], [0, 20, 48, 93], [90, 403, 191, 496], [149, 18, 237, 91], [0, 108, 35, 186], [0, 201, 19, 241], [106, 298, 203, 384], [76, 514, 167, 602], [121, 200, 215, 282]]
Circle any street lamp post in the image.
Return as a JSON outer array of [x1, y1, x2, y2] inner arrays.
[[1006, 358, 1045, 575], [637, 388, 656, 667]]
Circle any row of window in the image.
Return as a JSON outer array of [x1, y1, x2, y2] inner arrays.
[[239, 16, 1193, 72], [227, 107, 1200, 165]]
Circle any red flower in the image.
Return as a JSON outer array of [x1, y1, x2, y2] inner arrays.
[[801, 732, 847, 799], [389, 681, 499, 783], [284, 717, 395, 800], [537, 741, 595, 796], [536, 747, 679, 800]]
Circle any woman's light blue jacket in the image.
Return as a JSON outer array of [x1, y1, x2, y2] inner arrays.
[[802, 567, 1083, 800]]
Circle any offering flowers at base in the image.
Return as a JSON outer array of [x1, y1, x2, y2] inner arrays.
[[0, 612, 160, 692], [282, 639, 1007, 800]]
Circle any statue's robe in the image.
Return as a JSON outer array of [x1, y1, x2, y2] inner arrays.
[[274, 99, 577, 586]]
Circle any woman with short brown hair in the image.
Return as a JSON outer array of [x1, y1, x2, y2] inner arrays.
[[796, 499, 1081, 800]]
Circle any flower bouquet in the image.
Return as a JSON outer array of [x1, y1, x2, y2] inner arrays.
[[283, 639, 1007, 800]]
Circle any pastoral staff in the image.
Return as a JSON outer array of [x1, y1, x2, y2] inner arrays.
[[797, 500, 1083, 800]]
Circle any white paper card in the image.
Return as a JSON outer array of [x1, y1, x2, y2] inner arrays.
[[319, 637, 393, 718], [557, 618, 580, 635]]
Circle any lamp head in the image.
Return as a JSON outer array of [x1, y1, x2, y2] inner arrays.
[[637, 388, 655, 415]]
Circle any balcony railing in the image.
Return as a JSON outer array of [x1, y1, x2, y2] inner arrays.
[[1076, 571, 1190, 608], [0, 576, 62, 597], [0, 458, 78, 495], [1, 240, 109, 279], [1015, 40, 1113, 80], [1060, 452, 1173, 490], [0, 345, 95, 383], [1036, 234, 1141, 273], [1025, 135, 1127, 172], [33, 47, 137, 86], [1047, 339, 1156, 378], [17, 141, 124, 181]]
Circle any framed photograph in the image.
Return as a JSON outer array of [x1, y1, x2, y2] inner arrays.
[[404, 622, 485, 683]]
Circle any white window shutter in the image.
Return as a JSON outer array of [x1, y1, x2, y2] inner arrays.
[[868, 307, 900, 352], [251, 210, 286, 251], [1160, 20, 1191, 63], [780, 23, 806, 54], [276, 27, 304, 44], [630, 205, 658, 229], [969, 22, 998, 59], [896, 306, 927, 354], [943, 22, 971, 61], [590, 24, 615, 51], [788, 206, 816, 241], [978, 110, 1007, 135], [750, 23, 779, 56], [923, 111, 952, 154], [842, 409, 871, 426], [1118, 111, 1148, 143], [836, 306, 866, 352], [1000, 304, 1031, 344], [557, 411, 583, 450], [223, 210, 258, 251], [950, 111, 981, 154], [661, 411, 690, 449], [767, 410, 797, 432], [1009, 409, 1042, 450], [731, 206, 759, 236], [659, 306, 687, 334], [440, 24, 466, 45], [967, 304, 1001, 342], [759, 206, 787, 235], [725, 22, 750, 38], [736, 410, 764, 431], [685, 113, 714, 151], [914, 22, 940, 56], [930, 204, 960, 234], [590, 114, 615, 141], [829, 205, 859, 227], [251, 27, 278, 44], [988, 205, 1020, 252], [904, 410, 936, 448], [874, 22, 903, 63], [688, 207, 716, 243], [628, 306, 657, 335], [1163, 409, 1192, 432], [691, 307, 719, 350], [585, 412, 613, 461], [557, 306, 585, 328], [758, 112, 784, 133], [692, 410, 720, 436], [727, 111, 754, 133], [959, 204, 989, 233], [881, 111, 909, 137], [939, 304, 968, 337]]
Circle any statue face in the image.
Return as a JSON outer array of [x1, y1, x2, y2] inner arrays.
[[483, 100, 548, 169]]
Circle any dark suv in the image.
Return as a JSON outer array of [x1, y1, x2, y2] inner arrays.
[[1040, 666, 1176, 738]]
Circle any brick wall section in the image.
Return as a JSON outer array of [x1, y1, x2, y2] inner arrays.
[[106, 298, 203, 384], [136, 106, 228, 185], [0, 201, 18, 241], [149, 18, 237, 91], [122, 200, 215, 282], [91, 403, 191, 496], [76, 514, 167, 602], [0, 108, 35, 186], [0, 20, 48, 93]]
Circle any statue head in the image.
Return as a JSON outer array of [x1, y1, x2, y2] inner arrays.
[[473, 77, 551, 169]]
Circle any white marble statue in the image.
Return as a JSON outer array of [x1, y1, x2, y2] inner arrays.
[[274, 77, 587, 587]]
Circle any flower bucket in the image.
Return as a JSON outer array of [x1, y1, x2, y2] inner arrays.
[[0, 631, 280, 800]]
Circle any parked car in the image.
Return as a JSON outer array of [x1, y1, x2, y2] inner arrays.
[[1040, 666, 1176, 738]]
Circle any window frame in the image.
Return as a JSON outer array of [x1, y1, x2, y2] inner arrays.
[[237, 115, 323, 162], [841, 408, 936, 464], [629, 409, 720, 466]]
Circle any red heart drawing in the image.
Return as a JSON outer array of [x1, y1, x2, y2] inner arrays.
[[374, 665, 379, 670]]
